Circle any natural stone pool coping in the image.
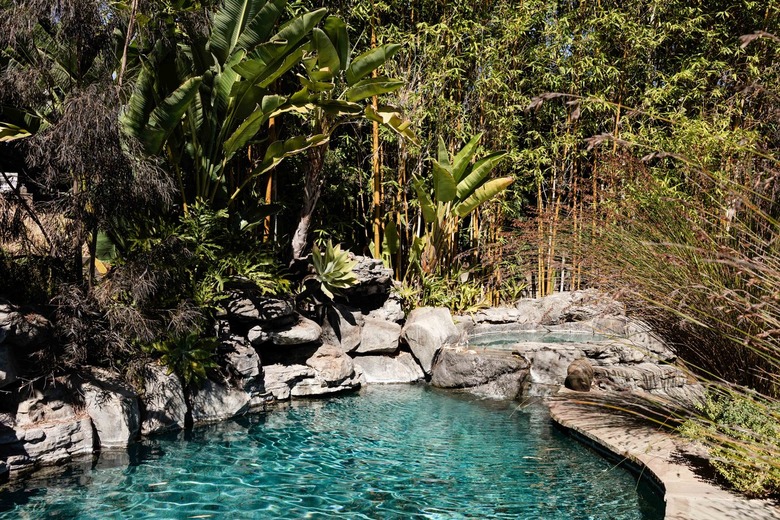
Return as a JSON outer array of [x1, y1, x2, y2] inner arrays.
[[548, 389, 780, 520]]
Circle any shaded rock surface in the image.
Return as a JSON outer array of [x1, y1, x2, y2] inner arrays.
[[320, 304, 363, 353], [80, 369, 140, 448], [356, 318, 401, 355], [352, 351, 425, 384], [189, 379, 250, 425], [431, 348, 530, 399], [3, 387, 94, 472], [140, 362, 187, 435], [402, 307, 459, 374], [0, 345, 17, 389], [270, 316, 322, 346]]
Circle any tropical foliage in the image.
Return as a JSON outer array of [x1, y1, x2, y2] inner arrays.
[[2, 0, 780, 497]]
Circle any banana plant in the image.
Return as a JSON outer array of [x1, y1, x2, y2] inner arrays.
[[285, 16, 416, 259], [122, 0, 327, 212], [121, 0, 414, 234], [411, 133, 512, 274]]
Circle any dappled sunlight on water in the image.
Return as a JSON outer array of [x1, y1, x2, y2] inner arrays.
[[0, 385, 663, 519]]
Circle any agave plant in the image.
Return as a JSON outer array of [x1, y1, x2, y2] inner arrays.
[[307, 240, 358, 300], [411, 133, 512, 274]]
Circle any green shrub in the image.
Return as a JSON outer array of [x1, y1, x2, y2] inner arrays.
[[680, 390, 780, 497], [145, 332, 219, 387]]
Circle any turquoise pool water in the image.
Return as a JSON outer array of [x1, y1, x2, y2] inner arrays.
[[0, 385, 663, 519], [469, 331, 609, 348]]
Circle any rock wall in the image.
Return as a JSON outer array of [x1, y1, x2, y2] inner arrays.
[[0, 281, 699, 480]]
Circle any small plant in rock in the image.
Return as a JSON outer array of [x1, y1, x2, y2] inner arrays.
[[145, 332, 219, 387], [306, 240, 358, 300]]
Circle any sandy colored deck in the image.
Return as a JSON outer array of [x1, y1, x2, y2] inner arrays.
[[547, 390, 780, 520]]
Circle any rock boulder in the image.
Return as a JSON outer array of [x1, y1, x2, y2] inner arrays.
[[564, 359, 594, 391], [352, 351, 425, 384], [189, 379, 250, 425], [356, 318, 401, 355], [401, 307, 460, 374], [140, 362, 188, 435], [80, 369, 140, 448], [306, 344, 356, 386], [431, 348, 530, 400]]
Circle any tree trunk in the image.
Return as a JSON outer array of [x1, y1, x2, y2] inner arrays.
[[291, 145, 327, 261]]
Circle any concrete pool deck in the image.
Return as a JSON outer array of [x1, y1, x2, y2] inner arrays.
[[548, 389, 780, 520]]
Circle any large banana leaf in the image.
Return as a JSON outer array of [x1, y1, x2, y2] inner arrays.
[[344, 77, 404, 102], [432, 161, 457, 203], [0, 122, 31, 142], [454, 177, 513, 218], [345, 43, 402, 86], [451, 132, 482, 182], [437, 136, 451, 171], [210, 0, 286, 64], [455, 151, 507, 200], [223, 94, 287, 157], [144, 76, 203, 154], [323, 16, 349, 71], [413, 178, 437, 224], [309, 28, 340, 81], [236, 0, 287, 54], [365, 105, 417, 144]]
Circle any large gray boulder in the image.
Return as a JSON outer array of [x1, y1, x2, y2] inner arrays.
[[80, 369, 140, 448], [401, 307, 460, 374], [263, 364, 316, 401], [356, 318, 401, 355], [5, 388, 95, 472], [365, 292, 405, 323], [320, 304, 363, 353], [225, 288, 296, 328], [516, 343, 584, 389], [270, 316, 322, 346], [189, 379, 251, 425], [289, 375, 362, 397], [140, 362, 187, 435], [306, 344, 355, 386], [594, 363, 690, 394], [343, 256, 394, 297], [352, 351, 425, 384], [431, 348, 530, 400]]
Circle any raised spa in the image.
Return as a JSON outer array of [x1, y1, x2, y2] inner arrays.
[[0, 385, 662, 519]]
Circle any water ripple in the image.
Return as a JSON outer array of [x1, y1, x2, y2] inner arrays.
[[0, 385, 663, 519]]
